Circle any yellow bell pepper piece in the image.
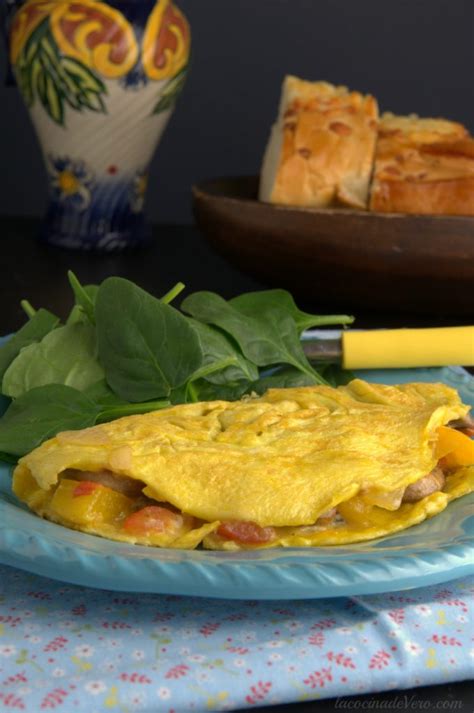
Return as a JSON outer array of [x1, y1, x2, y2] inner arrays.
[[435, 426, 474, 467], [50, 478, 134, 526], [337, 497, 374, 527], [13, 467, 49, 510]]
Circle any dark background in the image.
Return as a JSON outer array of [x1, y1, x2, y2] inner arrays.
[[0, 8, 472, 709], [0, 0, 473, 224]]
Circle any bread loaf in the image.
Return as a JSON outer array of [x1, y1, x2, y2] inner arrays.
[[370, 113, 474, 215], [260, 80, 474, 216], [259, 76, 379, 209]]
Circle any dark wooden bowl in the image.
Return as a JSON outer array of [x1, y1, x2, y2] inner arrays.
[[192, 176, 474, 316]]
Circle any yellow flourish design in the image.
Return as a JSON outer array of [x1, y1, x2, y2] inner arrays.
[[142, 0, 190, 81], [9, 0, 56, 65], [10, 0, 138, 79], [50, 0, 139, 78]]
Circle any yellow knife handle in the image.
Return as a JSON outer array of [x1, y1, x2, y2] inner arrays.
[[342, 327, 474, 369]]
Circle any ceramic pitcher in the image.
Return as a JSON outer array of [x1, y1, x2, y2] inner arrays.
[[6, 0, 190, 250]]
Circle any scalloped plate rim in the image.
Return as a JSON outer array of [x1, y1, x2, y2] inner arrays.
[[0, 357, 473, 599]]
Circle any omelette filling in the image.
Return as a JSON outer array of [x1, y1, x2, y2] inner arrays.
[[11, 381, 474, 550], [43, 468, 323, 546], [20, 418, 472, 549]]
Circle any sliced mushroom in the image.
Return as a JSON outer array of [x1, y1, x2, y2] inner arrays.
[[317, 507, 337, 525], [449, 414, 473, 429], [63, 469, 144, 499], [297, 508, 344, 534], [448, 414, 474, 436], [402, 467, 445, 504]]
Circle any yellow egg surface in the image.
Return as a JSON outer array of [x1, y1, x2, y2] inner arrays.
[[12, 379, 474, 550]]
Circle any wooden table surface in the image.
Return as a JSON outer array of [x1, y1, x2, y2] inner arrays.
[[1, 216, 473, 334]]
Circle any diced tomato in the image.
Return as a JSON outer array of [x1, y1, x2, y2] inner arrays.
[[217, 520, 276, 544], [123, 506, 183, 535], [73, 481, 102, 498]]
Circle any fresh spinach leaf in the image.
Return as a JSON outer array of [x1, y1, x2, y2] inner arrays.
[[84, 379, 170, 420], [181, 291, 326, 384], [2, 323, 104, 398], [196, 379, 251, 402], [84, 379, 124, 407], [0, 451, 18, 465], [95, 277, 203, 402], [230, 289, 354, 334], [168, 355, 246, 404], [251, 366, 320, 395], [0, 309, 59, 386], [66, 305, 89, 326], [96, 399, 170, 423], [188, 318, 259, 385], [317, 363, 356, 387], [186, 357, 239, 383], [169, 382, 190, 405], [68, 271, 98, 325], [0, 393, 9, 417], [0, 384, 101, 456], [172, 378, 251, 404]]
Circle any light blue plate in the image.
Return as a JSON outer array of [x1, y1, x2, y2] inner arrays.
[[0, 366, 473, 599]]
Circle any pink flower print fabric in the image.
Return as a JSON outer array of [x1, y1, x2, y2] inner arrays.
[[0, 566, 472, 712]]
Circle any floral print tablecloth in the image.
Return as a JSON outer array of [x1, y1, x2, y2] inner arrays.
[[0, 566, 473, 712]]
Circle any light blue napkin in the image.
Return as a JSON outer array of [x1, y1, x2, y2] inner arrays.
[[0, 565, 472, 712]]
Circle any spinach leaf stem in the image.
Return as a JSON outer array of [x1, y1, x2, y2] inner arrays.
[[21, 300, 36, 319], [161, 282, 186, 305], [186, 382, 199, 403], [96, 400, 170, 423]]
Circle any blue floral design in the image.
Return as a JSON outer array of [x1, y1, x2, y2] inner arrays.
[[120, 63, 149, 91], [48, 155, 94, 211]]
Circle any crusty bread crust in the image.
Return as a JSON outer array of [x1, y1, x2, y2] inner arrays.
[[378, 112, 468, 144], [370, 116, 474, 215], [370, 175, 474, 215], [260, 83, 474, 216], [421, 138, 474, 160], [260, 76, 379, 210]]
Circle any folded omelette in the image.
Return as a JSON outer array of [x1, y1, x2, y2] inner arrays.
[[12, 379, 474, 550]]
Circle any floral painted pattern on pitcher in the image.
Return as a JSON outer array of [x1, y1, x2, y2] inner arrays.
[[8, 0, 191, 250], [10, 0, 190, 124]]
